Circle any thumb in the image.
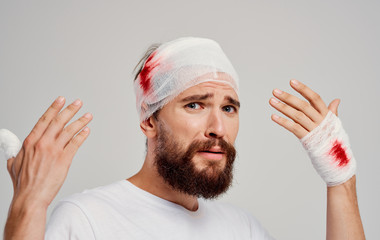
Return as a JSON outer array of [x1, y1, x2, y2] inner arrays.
[[6, 156, 18, 192], [328, 99, 341, 116], [6, 157, 15, 174]]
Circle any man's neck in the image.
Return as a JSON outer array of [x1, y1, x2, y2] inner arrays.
[[127, 158, 199, 212]]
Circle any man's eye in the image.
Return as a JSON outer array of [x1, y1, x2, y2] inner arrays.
[[186, 103, 201, 110], [223, 105, 236, 113]]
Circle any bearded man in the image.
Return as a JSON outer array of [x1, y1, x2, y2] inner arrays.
[[3, 37, 365, 239]]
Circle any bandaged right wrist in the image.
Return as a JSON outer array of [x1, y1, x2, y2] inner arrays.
[[300, 111, 356, 187]]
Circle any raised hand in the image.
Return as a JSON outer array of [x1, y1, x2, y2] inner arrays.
[[4, 96, 92, 240], [269, 79, 340, 139], [269, 79, 357, 185], [8, 96, 92, 207], [269, 80, 365, 239]]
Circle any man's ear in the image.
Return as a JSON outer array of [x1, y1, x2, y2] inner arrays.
[[140, 116, 158, 138]]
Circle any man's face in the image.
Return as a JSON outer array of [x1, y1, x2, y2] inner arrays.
[[152, 80, 240, 199]]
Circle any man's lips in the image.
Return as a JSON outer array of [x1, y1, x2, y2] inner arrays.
[[200, 146, 225, 153], [197, 147, 225, 160]]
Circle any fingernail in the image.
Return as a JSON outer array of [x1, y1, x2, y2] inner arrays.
[[56, 96, 64, 103], [291, 79, 299, 86], [274, 89, 283, 95], [84, 113, 92, 119], [272, 114, 280, 120], [73, 99, 81, 106], [270, 98, 279, 104], [83, 127, 89, 132]]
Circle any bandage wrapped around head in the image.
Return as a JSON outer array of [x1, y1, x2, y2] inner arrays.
[[134, 37, 239, 122]]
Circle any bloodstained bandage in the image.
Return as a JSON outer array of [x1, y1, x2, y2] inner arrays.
[[329, 140, 350, 167], [300, 111, 356, 186], [139, 52, 160, 94], [134, 37, 239, 122]]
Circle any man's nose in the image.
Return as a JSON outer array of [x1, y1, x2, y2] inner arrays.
[[205, 109, 226, 139]]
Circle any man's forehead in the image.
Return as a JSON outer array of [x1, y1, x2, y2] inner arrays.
[[182, 80, 237, 95], [181, 71, 237, 94], [193, 72, 237, 87], [176, 82, 240, 108]]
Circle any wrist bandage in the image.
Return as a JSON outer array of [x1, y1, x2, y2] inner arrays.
[[0, 129, 22, 160], [134, 37, 239, 122], [300, 111, 356, 186]]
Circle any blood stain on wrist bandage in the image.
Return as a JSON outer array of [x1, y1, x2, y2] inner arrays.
[[139, 52, 160, 94], [329, 140, 350, 167]]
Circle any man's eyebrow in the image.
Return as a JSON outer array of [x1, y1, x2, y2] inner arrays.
[[180, 93, 214, 102], [225, 96, 240, 108], [180, 94, 240, 108]]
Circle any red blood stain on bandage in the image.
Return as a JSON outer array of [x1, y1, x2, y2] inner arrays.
[[329, 140, 350, 167], [139, 52, 161, 94]]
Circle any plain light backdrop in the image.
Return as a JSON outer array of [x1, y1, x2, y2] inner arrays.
[[0, 0, 379, 239]]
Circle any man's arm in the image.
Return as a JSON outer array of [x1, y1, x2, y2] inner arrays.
[[327, 176, 365, 239], [3, 97, 92, 240], [4, 199, 48, 239], [269, 79, 365, 239]]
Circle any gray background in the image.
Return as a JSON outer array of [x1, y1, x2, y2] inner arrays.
[[0, 0, 379, 239]]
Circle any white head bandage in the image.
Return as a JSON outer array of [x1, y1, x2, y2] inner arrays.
[[134, 37, 239, 122], [0, 129, 22, 160]]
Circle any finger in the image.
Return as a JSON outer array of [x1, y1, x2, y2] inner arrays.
[[269, 97, 317, 132], [272, 89, 323, 123], [289, 79, 329, 116], [42, 99, 83, 141], [57, 112, 93, 147], [63, 127, 90, 161], [27, 97, 66, 144], [271, 114, 308, 139], [328, 99, 341, 116]]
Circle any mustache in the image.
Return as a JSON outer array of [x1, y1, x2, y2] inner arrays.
[[185, 138, 236, 159]]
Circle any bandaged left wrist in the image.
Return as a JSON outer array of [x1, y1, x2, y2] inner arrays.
[[300, 111, 357, 187]]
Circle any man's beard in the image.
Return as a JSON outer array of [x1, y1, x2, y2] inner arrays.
[[154, 122, 236, 200]]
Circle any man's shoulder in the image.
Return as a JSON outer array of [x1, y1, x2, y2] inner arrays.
[[45, 181, 127, 239], [58, 180, 128, 208], [49, 180, 131, 227]]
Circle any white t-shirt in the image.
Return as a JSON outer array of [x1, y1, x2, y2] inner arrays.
[[45, 180, 275, 240]]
